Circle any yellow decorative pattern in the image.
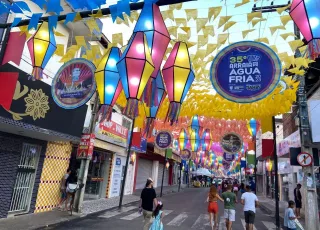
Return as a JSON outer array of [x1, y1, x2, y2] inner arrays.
[[106, 155, 114, 198], [34, 142, 72, 213]]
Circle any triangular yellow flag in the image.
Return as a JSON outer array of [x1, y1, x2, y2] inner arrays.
[[294, 57, 308, 69], [168, 26, 178, 38], [129, 11, 139, 23], [112, 33, 123, 47], [218, 16, 232, 28], [288, 40, 304, 52], [162, 10, 174, 21], [255, 37, 269, 44], [247, 12, 262, 23], [53, 44, 65, 57], [280, 32, 295, 40], [270, 45, 278, 54], [223, 21, 237, 32], [86, 18, 100, 34], [276, 4, 291, 15], [252, 18, 266, 27], [299, 45, 308, 54], [235, 0, 250, 8], [269, 25, 286, 35], [74, 12, 82, 22], [218, 33, 229, 45], [186, 41, 197, 48], [280, 15, 292, 26], [175, 18, 187, 27], [180, 26, 190, 34], [75, 36, 87, 49], [178, 33, 189, 41], [203, 25, 214, 37], [242, 29, 255, 38], [208, 6, 222, 21], [206, 44, 218, 56], [185, 9, 198, 21], [89, 9, 104, 19], [198, 35, 209, 48], [196, 18, 208, 33]]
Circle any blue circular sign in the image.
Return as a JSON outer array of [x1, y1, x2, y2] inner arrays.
[[210, 41, 281, 103], [223, 152, 235, 162], [155, 131, 173, 150], [180, 149, 192, 161]]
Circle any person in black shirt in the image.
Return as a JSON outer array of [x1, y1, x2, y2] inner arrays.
[[139, 178, 157, 230], [294, 183, 302, 218]]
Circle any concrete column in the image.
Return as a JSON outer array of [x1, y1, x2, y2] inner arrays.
[[152, 161, 159, 188]]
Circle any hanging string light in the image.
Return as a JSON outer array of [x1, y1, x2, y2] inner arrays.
[[95, 47, 122, 122], [117, 32, 154, 118], [162, 42, 195, 124], [27, 22, 57, 80], [133, 3, 170, 107]]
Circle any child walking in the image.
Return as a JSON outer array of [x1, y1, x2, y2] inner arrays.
[[149, 201, 164, 230], [284, 200, 297, 230]]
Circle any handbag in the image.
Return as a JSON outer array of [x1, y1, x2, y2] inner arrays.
[[294, 219, 304, 230], [67, 183, 78, 193]]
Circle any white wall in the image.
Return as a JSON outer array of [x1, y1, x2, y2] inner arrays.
[[308, 87, 320, 143]]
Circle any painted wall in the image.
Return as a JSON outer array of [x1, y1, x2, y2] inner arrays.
[[34, 141, 72, 213]]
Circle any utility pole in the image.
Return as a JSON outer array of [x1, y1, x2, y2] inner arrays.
[[272, 116, 280, 229], [160, 150, 168, 197]]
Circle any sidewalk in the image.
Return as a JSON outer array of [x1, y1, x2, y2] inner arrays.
[[0, 194, 140, 230], [257, 194, 306, 229]]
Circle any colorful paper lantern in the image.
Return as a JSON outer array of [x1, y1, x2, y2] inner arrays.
[[190, 129, 200, 153], [201, 128, 212, 153], [247, 118, 257, 137], [178, 128, 188, 151], [133, 3, 170, 106], [117, 32, 155, 118], [290, 0, 320, 43], [189, 114, 202, 132], [143, 71, 167, 137], [95, 47, 122, 122], [162, 42, 195, 124], [27, 22, 57, 80]]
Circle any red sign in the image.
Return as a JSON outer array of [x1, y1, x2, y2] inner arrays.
[[77, 134, 95, 159], [99, 120, 128, 139]]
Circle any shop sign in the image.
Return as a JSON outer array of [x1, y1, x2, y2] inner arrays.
[[51, 58, 96, 109], [210, 41, 281, 103], [96, 120, 129, 148], [131, 137, 147, 153], [180, 149, 192, 161], [220, 132, 243, 154], [223, 152, 235, 162], [110, 156, 124, 198], [277, 130, 300, 156], [155, 131, 173, 150], [0, 64, 87, 138], [77, 134, 95, 159]]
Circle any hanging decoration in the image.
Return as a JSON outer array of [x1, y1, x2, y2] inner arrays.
[[133, 3, 170, 107], [117, 31, 155, 118], [201, 128, 212, 153], [189, 114, 202, 132], [210, 41, 281, 103], [247, 118, 257, 138], [95, 47, 122, 122], [143, 71, 167, 137], [189, 129, 200, 159], [220, 132, 243, 154], [178, 128, 188, 151], [27, 22, 57, 80], [162, 42, 195, 124]]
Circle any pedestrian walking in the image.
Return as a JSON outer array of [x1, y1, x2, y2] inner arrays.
[[233, 181, 239, 197], [284, 200, 297, 230], [58, 168, 71, 210], [65, 170, 78, 212], [248, 177, 256, 193], [240, 183, 245, 194], [139, 178, 158, 230], [294, 184, 302, 219], [222, 184, 237, 230], [207, 185, 224, 230], [149, 201, 164, 230], [241, 185, 259, 230]]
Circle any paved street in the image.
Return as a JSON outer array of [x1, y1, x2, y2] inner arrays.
[[48, 188, 277, 230]]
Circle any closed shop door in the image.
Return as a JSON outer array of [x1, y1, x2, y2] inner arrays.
[[136, 159, 153, 189], [158, 164, 169, 187]]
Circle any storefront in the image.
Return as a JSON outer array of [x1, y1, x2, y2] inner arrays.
[[136, 158, 153, 189]]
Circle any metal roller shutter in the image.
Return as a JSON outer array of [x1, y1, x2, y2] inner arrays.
[[157, 164, 169, 187], [136, 159, 153, 189]]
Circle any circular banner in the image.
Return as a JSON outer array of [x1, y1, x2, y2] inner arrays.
[[155, 131, 173, 150], [223, 152, 235, 162], [220, 132, 243, 154], [52, 58, 96, 109], [210, 41, 281, 103], [180, 149, 192, 161]]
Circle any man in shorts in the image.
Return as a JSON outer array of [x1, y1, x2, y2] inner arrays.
[[241, 185, 259, 230], [222, 184, 237, 230]]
